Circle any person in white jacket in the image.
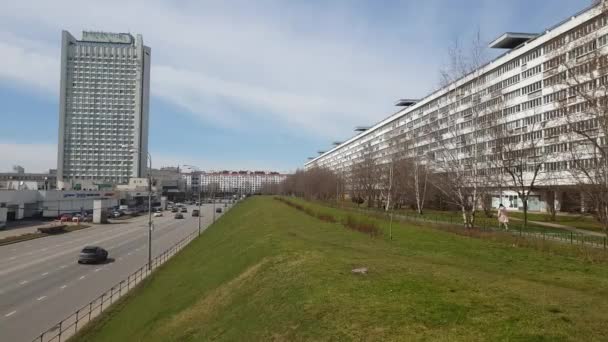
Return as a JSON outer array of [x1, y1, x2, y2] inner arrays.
[[497, 204, 509, 231]]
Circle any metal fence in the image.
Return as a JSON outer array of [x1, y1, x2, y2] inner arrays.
[[33, 231, 199, 342], [339, 206, 608, 251], [393, 211, 607, 250]]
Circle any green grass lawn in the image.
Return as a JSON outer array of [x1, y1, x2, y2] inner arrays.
[[74, 196, 608, 342]]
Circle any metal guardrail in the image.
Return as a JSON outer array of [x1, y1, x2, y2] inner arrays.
[[32, 231, 199, 342]]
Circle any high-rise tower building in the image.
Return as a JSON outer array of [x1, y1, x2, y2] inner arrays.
[[57, 31, 150, 188]]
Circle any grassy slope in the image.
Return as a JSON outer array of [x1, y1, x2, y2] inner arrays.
[[75, 197, 608, 342]]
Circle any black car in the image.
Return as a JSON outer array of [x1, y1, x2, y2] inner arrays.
[[78, 246, 108, 264], [171, 207, 178, 213], [192, 209, 200, 217], [180, 207, 188, 213], [216, 208, 222, 213], [174, 213, 184, 219]]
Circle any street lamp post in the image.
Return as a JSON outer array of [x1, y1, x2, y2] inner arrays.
[[212, 189, 216, 223], [129, 148, 153, 271], [198, 189, 202, 236], [147, 157, 152, 271]]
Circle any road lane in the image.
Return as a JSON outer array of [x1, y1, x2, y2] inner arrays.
[[0, 202, 229, 342]]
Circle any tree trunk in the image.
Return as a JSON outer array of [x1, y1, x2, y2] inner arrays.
[[523, 197, 528, 230]]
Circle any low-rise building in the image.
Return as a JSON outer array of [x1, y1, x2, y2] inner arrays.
[[0, 169, 57, 191]]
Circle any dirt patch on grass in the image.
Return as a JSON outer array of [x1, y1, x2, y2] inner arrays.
[[159, 258, 270, 335]]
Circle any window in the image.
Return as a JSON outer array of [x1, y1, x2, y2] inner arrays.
[[543, 54, 566, 70], [544, 35, 567, 53], [522, 65, 542, 79], [568, 40, 597, 60], [504, 89, 521, 101], [544, 71, 567, 87], [521, 81, 542, 94], [543, 89, 567, 104], [521, 48, 542, 65], [503, 104, 521, 116]]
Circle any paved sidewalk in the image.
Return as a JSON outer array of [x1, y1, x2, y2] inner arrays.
[[509, 217, 605, 237]]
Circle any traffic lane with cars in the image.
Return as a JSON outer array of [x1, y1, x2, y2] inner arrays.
[[0, 204, 222, 342], [0, 210, 191, 308]]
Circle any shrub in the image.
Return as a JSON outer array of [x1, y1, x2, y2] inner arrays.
[[317, 213, 336, 223], [343, 215, 381, 237]]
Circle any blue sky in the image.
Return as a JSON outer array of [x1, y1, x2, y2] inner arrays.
[[0, 0, 587, 173]]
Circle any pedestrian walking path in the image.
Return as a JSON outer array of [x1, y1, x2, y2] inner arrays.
[[509, 217, 605, 237]]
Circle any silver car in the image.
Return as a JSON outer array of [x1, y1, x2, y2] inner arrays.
[[78, 246, 108, 264]]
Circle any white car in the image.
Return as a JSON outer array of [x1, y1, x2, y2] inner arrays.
[[153, 212, 163, 217]]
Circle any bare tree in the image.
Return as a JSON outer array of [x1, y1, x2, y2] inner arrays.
[[349, 144, 378, 207], [493, 115, 548, 229], [431, 31, 490, 228], [396, 134, 429, 214], [551, 1, 608, 236]]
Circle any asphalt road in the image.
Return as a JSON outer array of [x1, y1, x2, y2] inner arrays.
[[0, 203, 227, 342]]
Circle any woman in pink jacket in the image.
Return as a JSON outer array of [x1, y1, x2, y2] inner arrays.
[[497, 204, 509, 230]]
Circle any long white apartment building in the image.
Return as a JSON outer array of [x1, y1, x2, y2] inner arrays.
[[57, 31, 151, 189], [184, 171, 288, 194], [306, 3, 608, 212]]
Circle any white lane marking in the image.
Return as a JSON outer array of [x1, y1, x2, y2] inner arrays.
[[127, 252, 132, 256], [0, 226, 145, 277], [41, 248, 48, 251], [117, 257, 123, 261], [41, 272, 49, 276], [36, 296, 47, 301], [9, 256, 16, 260], [59, 265, 67, 269], [19, 280, 28, 285], [5, 310, 16, 317], [11, 248, 17, 252], [79, 275, 86, 280], [55, 244, 61, 247], [94, 268, 101, 272], [60, 285, 67, 290]]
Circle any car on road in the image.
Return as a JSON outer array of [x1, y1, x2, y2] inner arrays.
[[153, 211, 163, 217], [174, 213, 184, 219], [180, 207, 188, 213], [59, 214, 73, 222], [112, 211, 122, 218], [78, 246, 108, 264], [192, 209, 199, 217], [171, 207, 178, 213], [216, 208, 222, 213]]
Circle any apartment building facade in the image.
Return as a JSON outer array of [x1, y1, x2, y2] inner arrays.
[[57, 31, 151, 188], [184, 171, 287, 194], [306, 3, 608, 212]]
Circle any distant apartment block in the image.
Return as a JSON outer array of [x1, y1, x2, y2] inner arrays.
[[183, 171, 288, 194], [57, 31, 151, 189]]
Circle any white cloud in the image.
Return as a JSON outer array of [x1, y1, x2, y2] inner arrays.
[[0, 39, 58, 94], [0, 0, 445, 140], [0, 142, 57, 173]]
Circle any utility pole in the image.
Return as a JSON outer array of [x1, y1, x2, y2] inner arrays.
[[212, 188, 216, 223], [198, 189, 202, 236], [147, 154, 153, 271]]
